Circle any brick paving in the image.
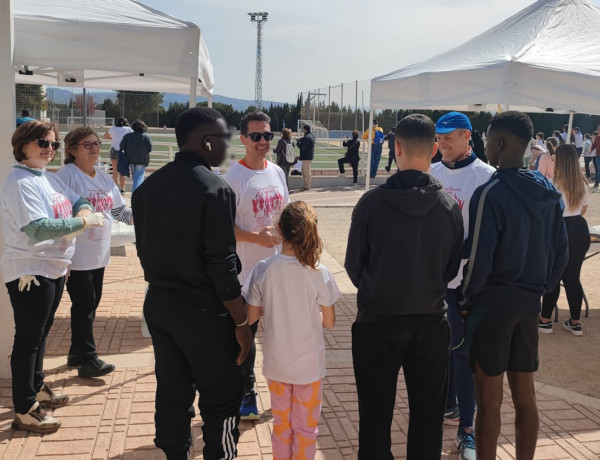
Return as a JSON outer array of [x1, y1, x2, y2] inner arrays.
[[1, 186, 599, 459]]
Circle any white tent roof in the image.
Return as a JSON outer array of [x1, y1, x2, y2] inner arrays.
[[13, 0, 214, 97], [371, 0, 600, 114]]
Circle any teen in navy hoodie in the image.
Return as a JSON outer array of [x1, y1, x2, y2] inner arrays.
[[460, 111, 568, 460]]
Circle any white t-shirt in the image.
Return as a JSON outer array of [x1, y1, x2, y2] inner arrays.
[[57, 164, 126, 270], [243, 254, 340, 384], [0, 166, 81, 282], [431, 158, 496, 289], [574, 132, 584, 148], [583, 139, 593, 157], [222, 161, 290, 285], [556, 182, 590, 217], [108, 126, 133, 150]]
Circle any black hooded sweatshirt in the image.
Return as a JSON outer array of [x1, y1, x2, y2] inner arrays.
[[345, 170, 464, 321]]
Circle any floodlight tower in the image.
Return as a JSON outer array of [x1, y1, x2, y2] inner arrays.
[[248, 12, 268, 110]]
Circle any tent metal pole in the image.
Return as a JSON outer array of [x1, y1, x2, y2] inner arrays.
[[365, 107, 374, 190], [189, 77, 197, 108], [567, 110, 574, 144], [83, 88, 87, 127], [208, 93, 213, 108], [0, 0, 16, 378]]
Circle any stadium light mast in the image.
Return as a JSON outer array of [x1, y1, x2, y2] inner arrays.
[[248, 12, 268, 110]]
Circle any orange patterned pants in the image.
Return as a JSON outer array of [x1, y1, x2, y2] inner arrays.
[[268, 379, 322, 460]]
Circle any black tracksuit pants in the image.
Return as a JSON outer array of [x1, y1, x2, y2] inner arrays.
[[66, 268, 105, 361], [338, 157, 359, 183], [144, 286, 244, 460], [352, 314, 450, 460], [7, 276, 65, 414]]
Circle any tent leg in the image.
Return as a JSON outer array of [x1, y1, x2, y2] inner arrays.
[[208, 93, 213, 108], [365, 108, 374, 190], [0, 0, 16, 378], [567, 110, 575, 145], [189, 77, 197, 108]]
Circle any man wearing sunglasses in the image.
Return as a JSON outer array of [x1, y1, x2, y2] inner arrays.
[[222, 111, 290, 421]]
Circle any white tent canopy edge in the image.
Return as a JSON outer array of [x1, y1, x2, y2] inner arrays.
[[365, 0, 600, 189]]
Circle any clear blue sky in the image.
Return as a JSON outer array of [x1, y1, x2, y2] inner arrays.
[[140, 0, 600, 103]]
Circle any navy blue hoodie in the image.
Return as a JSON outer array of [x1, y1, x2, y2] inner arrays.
[[345, 170, 463, 321], [461, 169, 568, 313]]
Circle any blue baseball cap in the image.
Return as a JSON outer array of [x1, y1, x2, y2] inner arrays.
[[435, 112, 472, 134]]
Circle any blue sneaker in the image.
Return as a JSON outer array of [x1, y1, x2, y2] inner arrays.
[[240, 391, 260, 420], [456, 426, 476, 460]]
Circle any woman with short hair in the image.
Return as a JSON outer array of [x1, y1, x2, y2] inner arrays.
[[58, 127, 134, 378], [1, 121, 104, 433]]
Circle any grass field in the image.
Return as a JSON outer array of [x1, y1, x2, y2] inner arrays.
[[49, 132, 380, 170]]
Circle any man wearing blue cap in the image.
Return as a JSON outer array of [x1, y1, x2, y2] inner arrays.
[[430, 111, 495, 460]]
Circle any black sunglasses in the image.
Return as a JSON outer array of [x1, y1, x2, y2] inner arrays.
[[36, 139, 61, 150], [246, 132, 275, 142]]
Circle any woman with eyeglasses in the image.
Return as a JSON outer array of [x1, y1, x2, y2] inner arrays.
[[1, 121, 105, 434], [57, 127, 134, 379], [120, 120, 152, 193]]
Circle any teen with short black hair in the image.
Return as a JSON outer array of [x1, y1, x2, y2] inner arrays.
[[460, 111, 568, 459], [347, 114, 464, 459]]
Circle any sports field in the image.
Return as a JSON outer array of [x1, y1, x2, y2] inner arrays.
[[51, 131, 384, 170]]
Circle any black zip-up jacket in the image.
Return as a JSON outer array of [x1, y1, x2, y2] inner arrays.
[[342, 137, 360, 162], [297, 132, 315, 161], [120, 131, 152, 166], [345, 170, 463, 321], [132, 151, 241, 309]]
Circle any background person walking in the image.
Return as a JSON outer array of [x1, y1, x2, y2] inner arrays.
[[120, 119, 152, 193]]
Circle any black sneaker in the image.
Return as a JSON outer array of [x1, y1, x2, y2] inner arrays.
[[538, 318, 553, 334], [78, 358, 115, 378], [384, 165, 391, 172], [67, 354, 83, 368], [563, 319, 582, 336]]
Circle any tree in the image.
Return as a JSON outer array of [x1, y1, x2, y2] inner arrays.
[[97, 98, 121, 121], [74, 93, 96, 117], [16, 84, 47, 115], [116, 91, 164, 126]]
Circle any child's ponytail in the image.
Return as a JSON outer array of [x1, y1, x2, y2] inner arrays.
[[279, 201, 323, 269]]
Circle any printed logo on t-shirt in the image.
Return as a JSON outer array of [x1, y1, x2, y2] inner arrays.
[[87, 189, 113, 213], [251, 186, 285, 227], [51, 193, 72, 218], [444, 186, 464, 210]]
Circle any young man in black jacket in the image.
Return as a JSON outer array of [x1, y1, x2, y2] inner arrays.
[[346, 114, 463, 459], [132, 107, 252, 460], [460, 111, 568, 459]]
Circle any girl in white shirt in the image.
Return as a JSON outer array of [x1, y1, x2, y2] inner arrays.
[[244, 201, 339, 460], [58, 127, 133, 378], [539, 144, 590, 336]]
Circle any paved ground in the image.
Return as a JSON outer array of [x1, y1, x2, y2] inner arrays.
[[1, 182, 600, 459]]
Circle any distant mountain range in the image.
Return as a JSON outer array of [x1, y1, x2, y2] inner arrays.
[[45, 88, 286, 112]]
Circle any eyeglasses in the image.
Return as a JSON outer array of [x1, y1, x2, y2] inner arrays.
[[78, 141, 102, 149], [246, 132, 275, 142], [36, 139, 61, 150]]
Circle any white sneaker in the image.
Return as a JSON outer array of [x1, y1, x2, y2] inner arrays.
[[37, 383, 69, 408], [338, 173, 346, 177], [12, 401, 61, 434]]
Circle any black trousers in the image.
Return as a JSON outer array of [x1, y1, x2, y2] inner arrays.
[[66, 268, 105, 361], [352, 315, 450, 460], [338, 157, 359, 183], [541, 215, 590, 321], [7, 276, 65, 414], [241, 320, 259, 394], [144, 286, 244, 459], [584, 156, 596, 178]]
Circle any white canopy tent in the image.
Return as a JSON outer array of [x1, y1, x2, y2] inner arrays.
[[366, 0, 600, 188], [13, 0, 215, 102]]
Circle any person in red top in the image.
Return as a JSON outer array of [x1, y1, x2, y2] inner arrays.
[[592, 125, 600, 190]]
